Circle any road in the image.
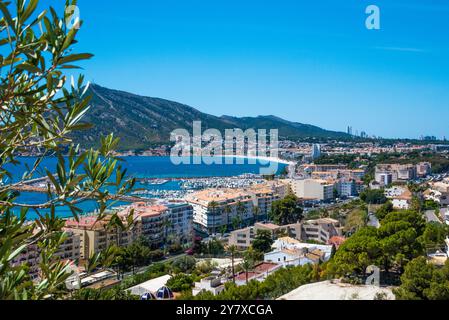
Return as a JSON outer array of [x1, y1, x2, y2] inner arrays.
[[122, 252, 187, 279]]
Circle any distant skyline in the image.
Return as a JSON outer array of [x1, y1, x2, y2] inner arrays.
[[47, 0, 449, 139]]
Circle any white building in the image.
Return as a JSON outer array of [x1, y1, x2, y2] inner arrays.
[[186, 183, 283, 235], [270, 237, 333, 262], [125, 201, 194, 247], [424, 181, 449, 206], [128, 274, 172, 296], [192, 276, 225, 296], [264, 248, 316, 267], [289, 179, 335, 201], [385, 187, 412, 210]]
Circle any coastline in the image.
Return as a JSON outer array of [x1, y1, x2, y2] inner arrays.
[[223, 154, 296, 166]]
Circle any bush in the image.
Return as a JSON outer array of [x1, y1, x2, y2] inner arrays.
[[171, 256, 197, 273], [168, 243, 183, 255], [120, 263, 170, 289], [166, 274, 195, 292], [360, 189, 387, 204], [195, 260, 218, 275], [149, 250, 164, 261]]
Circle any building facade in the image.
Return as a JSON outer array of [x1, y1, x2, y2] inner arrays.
[[65, 201, 193, 258], [186, 183, 285, 235], [290, 179, 335, 201], [11, 229, 81, 280]]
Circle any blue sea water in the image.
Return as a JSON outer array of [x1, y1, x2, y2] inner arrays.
[[4, 156, 286, 219]]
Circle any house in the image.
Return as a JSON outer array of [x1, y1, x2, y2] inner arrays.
[[268, 236, 334, 266], [424, 181, 449, 206], [264, 248, 319, 267], [327, 236, 346, 249], [272, 237, 302, 250], [192, 276, 225, 296], [385, 186, 412, 210], [271, 237, 334, 261], [234, 262, 282, 286]]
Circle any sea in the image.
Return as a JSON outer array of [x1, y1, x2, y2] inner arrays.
[[4, 156, 286, 220]]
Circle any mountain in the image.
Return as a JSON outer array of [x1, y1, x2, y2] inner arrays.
[[71, 84, 349, 150]]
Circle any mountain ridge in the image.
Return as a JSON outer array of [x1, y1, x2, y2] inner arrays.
[[70, 84, 349, 151]]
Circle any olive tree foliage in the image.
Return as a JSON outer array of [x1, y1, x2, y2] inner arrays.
[[0, 0, 136, 299]]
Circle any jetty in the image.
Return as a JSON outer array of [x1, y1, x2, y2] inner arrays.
[[8, 175, 152, 203]]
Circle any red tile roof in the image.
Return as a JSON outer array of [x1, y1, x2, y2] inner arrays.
[[327, 236, 346, 248]]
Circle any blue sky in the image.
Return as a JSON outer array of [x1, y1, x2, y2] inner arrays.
[[45, 0, 449, 139]]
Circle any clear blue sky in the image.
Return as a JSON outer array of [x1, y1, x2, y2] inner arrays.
[[45, 0, 449, 139]]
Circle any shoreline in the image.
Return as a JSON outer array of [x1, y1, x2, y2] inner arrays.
[[15, 154, 296, 166], [222, 154, 296, 166]]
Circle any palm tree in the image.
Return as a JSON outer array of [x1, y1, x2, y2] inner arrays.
[[224, 204, 232, 230], [208, 201, 219, 236], [253, 205, 261, 223], [162, 218, 173, 254], [227, 245, 238, 284], [242, 247, 256, 285], [241, 259, 252, 285], [231, 216, 241, 231], [219, 225, 227, 238], [236, 201, 247, 228]]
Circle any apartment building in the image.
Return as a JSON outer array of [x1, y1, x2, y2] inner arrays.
[[186, 189, 254, 234], [65, 213, 139, 260], [166, 201, 194, 244], [65, 201, 193, 258], [228, 222, 303, 250], [228, 225, 256, 249], [228, 218, 341, 249], [375, 162, 431, 184], [301, 218, 342, 243], [309, 169, 365, 181], [264, 179, 291, 199], [11, 229, 81, 280], [289, 179, 335, 201], [299, 164, 348, 173], [129, 201, 193, 247], [186, 183, 284, 235], [375, 172, 393, 186], [375, 164, 414, 183], [416, 162, 432, 177], [248, 183, 282, 220], [336, 179, 358, 197]]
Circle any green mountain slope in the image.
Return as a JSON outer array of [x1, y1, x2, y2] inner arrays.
[[71, 84, 348, 150]]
